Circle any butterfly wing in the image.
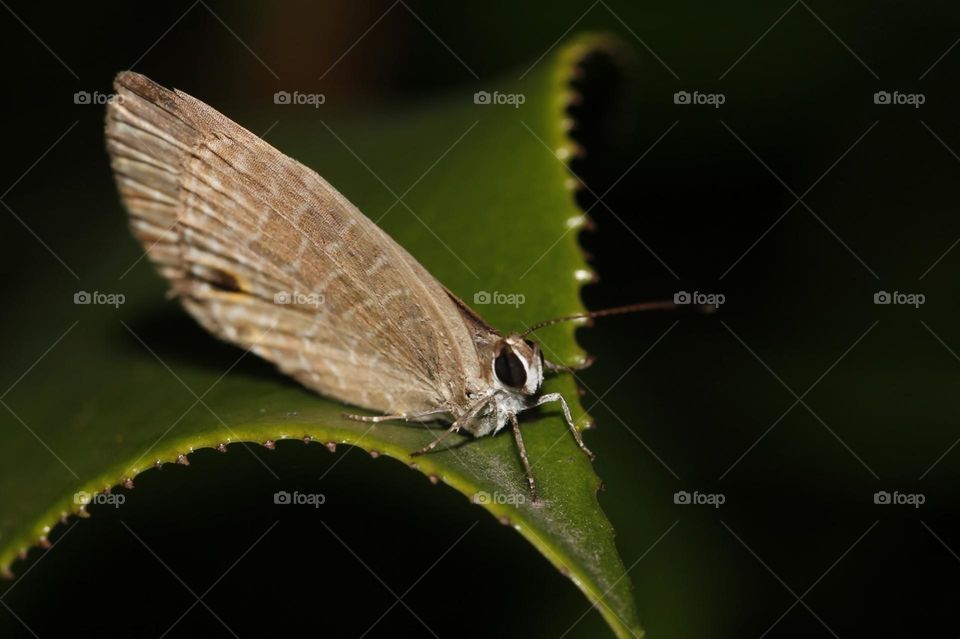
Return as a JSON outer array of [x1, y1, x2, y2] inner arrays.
[[105, 72, 492, 414]]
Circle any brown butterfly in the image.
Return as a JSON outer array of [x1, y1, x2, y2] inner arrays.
[[105, 72, 681, 501]]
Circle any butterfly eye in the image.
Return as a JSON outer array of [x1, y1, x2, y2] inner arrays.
[[494, 348, 527, 389]]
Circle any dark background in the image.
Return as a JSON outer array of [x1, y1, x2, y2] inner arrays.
[[2, 1, 959, 637]]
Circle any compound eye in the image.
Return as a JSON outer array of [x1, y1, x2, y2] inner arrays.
[[494, 348, 527, 389]]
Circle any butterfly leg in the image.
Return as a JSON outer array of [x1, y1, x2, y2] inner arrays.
[[534, 392, 595, 461], [510, 413, 540, 503], [409, 421, 462, 457], [342, 407, 451, 423], [542, 355, 595, 373], [408, 395, 492, 457]]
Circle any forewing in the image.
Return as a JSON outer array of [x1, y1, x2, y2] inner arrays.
[[105, 72, 488, 414]]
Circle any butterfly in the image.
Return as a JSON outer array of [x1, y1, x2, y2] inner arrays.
[[105, 72, 680, 501]]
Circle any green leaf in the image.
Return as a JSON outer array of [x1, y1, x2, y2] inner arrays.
[[0, 34, 641, 638]]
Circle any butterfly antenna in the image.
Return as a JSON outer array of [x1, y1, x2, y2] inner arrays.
[[521, 300, 714, 338]]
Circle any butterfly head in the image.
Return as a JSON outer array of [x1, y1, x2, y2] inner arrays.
[[491, 333, 543, 396]]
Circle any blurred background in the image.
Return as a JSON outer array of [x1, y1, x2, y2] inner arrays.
[[1, 1, 959, 637]]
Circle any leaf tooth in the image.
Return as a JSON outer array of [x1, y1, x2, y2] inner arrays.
[[123, 478, 135, 490], [216, 443, 228, 453], [325, 442, 337, 453], [574, 269, 597, 285], [302, 435, 312, 444], [263, 440, 276, 450], [427, 474, 440, 485], [38, 536, 50, 549], [369, 450, 380, 459], [176, 454, 190, 466]]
